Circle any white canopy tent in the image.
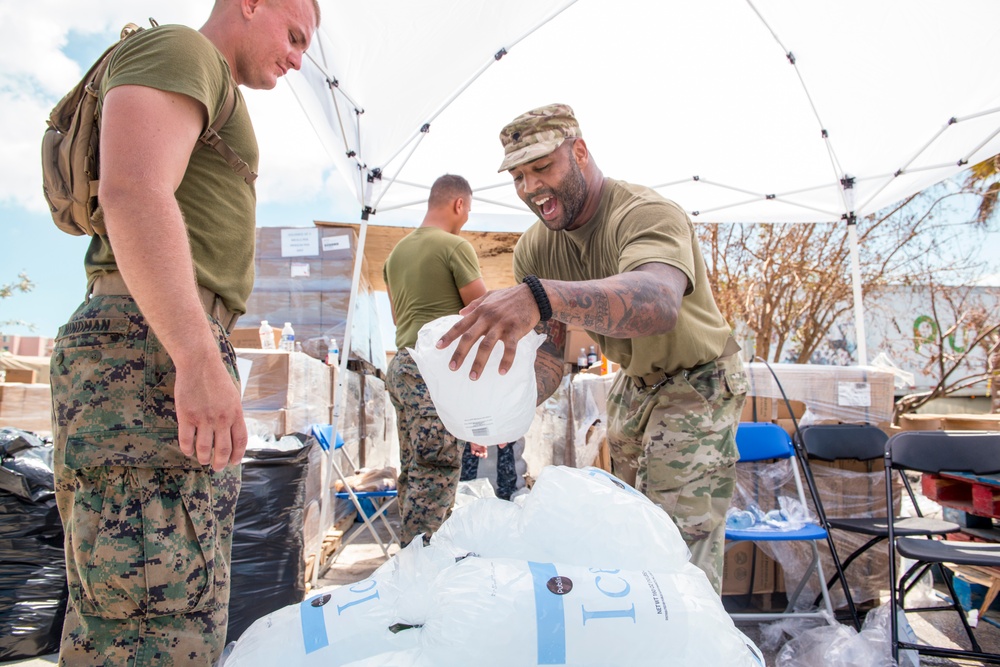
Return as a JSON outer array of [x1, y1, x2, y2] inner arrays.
[[291, 0, 1000, 579], [293, 0, 1000, 362]]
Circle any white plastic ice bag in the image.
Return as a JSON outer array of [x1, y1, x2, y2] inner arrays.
[[409, 314, 546, 445], [418, 557, 765, 667], [222, 578, 416, 667]]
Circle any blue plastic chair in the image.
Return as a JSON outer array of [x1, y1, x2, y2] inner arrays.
[[310, 424, 399, 563], [725, 422, 838, 624]]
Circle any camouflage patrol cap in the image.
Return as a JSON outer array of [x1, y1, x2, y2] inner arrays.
[[497, 103, 581, 172]]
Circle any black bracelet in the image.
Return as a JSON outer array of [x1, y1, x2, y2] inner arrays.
[[522, 274, 552, 322]]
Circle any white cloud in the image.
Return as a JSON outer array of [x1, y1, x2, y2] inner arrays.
[[0, 92, 56, 212], [244, 85, 342, 205], [976, 272, 1000, 287], [0, 1, 336, 214]]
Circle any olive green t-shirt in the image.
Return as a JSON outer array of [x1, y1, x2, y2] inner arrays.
[[513, 179, 731, 377], [384, 227, 482, 349], [85, 25, 258, 314]]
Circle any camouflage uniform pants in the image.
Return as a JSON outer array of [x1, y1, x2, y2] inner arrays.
[[386, 349, 465, 546], [49, 296, 242, 666], [461, 442, 518, 501], [606, 346, 748, 595]]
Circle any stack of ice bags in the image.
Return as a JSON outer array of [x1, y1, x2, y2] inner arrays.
[[222, 465, 765, 667]]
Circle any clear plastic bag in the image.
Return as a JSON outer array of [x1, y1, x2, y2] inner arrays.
[[773, 603, 912, 667]]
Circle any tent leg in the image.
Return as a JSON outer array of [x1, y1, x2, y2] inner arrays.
[[847, 217, 868, 365]]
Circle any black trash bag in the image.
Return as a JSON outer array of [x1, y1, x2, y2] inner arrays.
[[0, 427, 68, 661], [226, 434, 316, 643]]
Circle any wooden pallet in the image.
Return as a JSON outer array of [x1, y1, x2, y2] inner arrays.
[[303, 510, 359, 592], [595, 436, 611, 473], [923, 472, 1000, 519], [950, 564, 1000, 617]]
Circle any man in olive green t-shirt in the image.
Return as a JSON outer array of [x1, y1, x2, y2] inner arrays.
[[438, 105, 749, 595], [384, 174, 487, 545], [48, 2, 319, 664]]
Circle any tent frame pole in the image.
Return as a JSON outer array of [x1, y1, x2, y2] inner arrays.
[[312, 173, 377, 586], [847, 216, 868, 366]]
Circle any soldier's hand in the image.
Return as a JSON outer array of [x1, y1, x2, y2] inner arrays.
[[175, 355, 247, 471], [436, 284, 540, 380], [469, 443, 488, 458]]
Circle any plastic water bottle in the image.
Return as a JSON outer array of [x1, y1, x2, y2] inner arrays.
[[764, 508, 789, 525], [258, 320, 276, 349], [280, 322, 295, 352], [326, 338, 340, 366], [726, 507, 756, 530], [587, 345, 599, 366], [577, 347, 588, 368]]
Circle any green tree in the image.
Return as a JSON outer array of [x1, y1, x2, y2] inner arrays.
[[698, 181, 999, 415], [0, 272, 35, 333], [964, 154, 1000, 410], [893, 282, 1000, 418], [965, 154, 1000, 227], [699, 185, 987, 363]]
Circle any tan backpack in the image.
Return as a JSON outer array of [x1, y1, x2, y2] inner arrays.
[[41, 20, 257, 237]]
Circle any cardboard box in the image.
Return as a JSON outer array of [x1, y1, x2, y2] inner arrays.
[[776, 400, 806, 420], [775, 418, 797, 437], [740, 397, 805, 426], [246, 226, 382, 368], [0, 383, 52, 434], [745, 363, 895, 425], [740, 396, 774, 422], [230, 326, 282, 350], [3, 368, 36, 384], [238, 350, 332, 412], [722, 541, 778, 595], [944, 414, 1000, 430], [302, 499, 322, 557]]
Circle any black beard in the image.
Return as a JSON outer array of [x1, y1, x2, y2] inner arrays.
[[531, 159, 588, 232]]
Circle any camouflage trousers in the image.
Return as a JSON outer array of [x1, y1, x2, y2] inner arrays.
[[386, 349, 465, 546], [461, 441, 518, 501], [606, 345, 748, 595], [50, 295, 242, 666]]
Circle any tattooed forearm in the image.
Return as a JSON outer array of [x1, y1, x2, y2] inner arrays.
[[535, 344, 565, 405], [542, 263, 686, 338], [534, 320, 567, 405]]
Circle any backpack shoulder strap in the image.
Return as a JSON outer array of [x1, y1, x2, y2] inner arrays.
[[195, 82, 258, 185]]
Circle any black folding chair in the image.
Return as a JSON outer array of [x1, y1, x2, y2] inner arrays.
[[798, 424, 958, 617], [886, 430, 1000, 664]]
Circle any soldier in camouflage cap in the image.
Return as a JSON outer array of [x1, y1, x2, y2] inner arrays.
[[438, 103, 748, 595]]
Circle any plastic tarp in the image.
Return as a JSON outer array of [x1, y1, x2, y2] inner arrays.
[[0, 428, 67, 661], [227, 435, 317, 643]]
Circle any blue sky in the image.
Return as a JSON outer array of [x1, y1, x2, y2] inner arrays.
[[2, 4, 999, 347], [0, 6, 368, 340]]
